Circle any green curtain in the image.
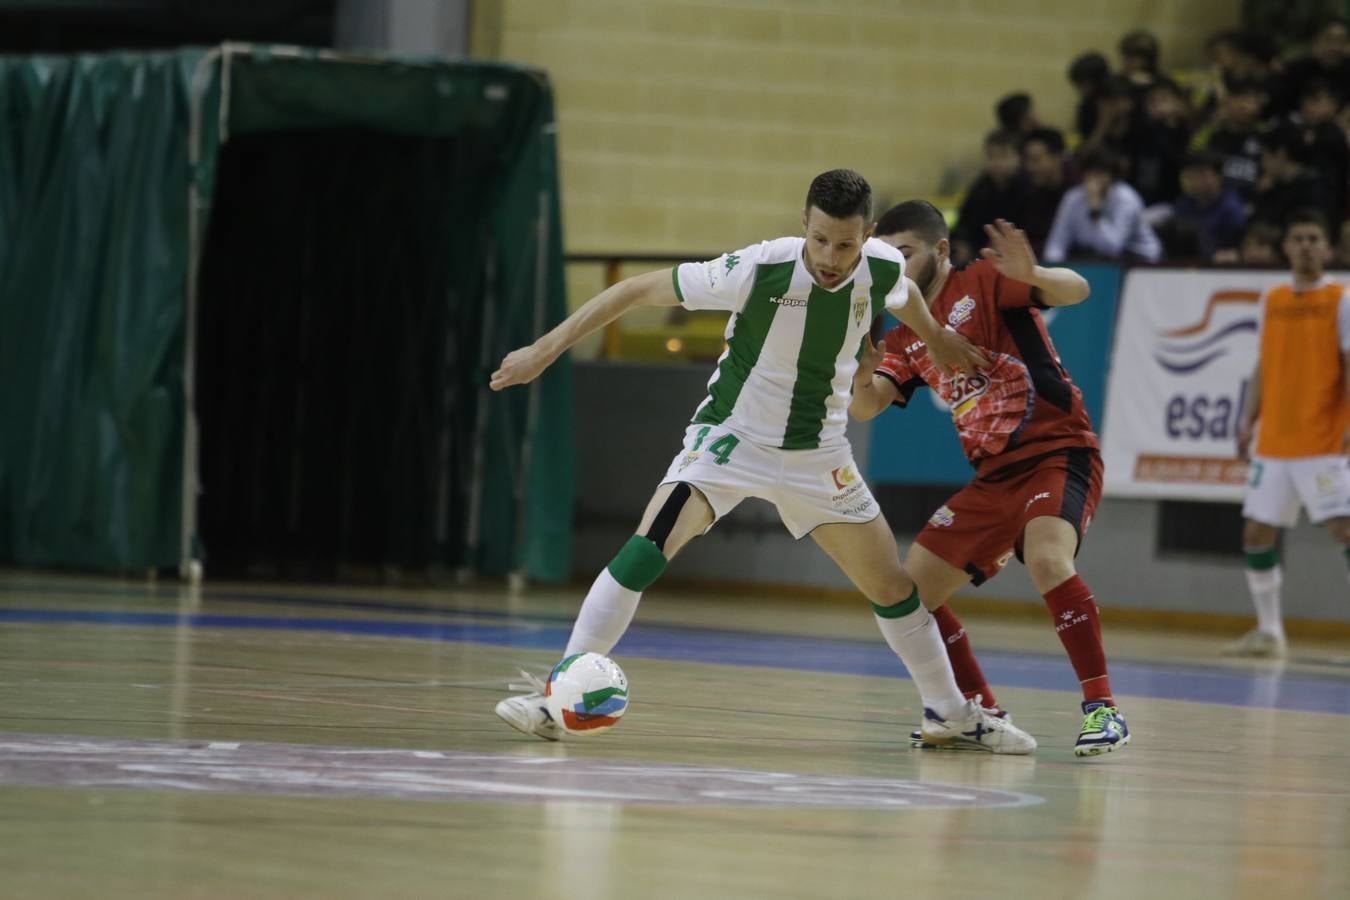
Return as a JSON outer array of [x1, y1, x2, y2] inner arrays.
[[0, 46, 573, 580]]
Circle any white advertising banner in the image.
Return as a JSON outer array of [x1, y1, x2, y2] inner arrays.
[[1100, 269, 1348, 501]]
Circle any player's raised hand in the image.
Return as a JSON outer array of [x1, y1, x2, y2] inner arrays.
[[857, 333, 885, 378], [981, 219, 1038, 283], [926, 326, 990, 376], [490, 343, 556, 391]]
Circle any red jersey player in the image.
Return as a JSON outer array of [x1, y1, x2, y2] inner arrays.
[[850, 200, 1129, 756]]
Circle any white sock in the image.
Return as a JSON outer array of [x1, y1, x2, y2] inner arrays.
[[873, 607, 967, 719], [564, 568, 641, 656], [1245, 565, 1284, 639]]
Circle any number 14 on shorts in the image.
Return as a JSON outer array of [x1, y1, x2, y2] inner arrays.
[[692, 426, 739, 466]]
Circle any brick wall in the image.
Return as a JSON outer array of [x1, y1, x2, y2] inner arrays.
[[472, 0, 1238, 258]]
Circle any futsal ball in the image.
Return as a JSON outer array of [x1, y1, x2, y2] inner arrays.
[[544, 652, 629, 735]]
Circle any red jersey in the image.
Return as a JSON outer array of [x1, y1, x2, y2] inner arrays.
[[875, 259, 1098, 475]]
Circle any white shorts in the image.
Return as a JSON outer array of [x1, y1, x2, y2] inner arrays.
[[659, 423, 880, 539], [1241, 454, 1350, 527]]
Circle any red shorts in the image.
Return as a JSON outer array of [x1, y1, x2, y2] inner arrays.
[[915, 448, 1103, 586]]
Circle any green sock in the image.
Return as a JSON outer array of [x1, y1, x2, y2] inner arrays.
[[872, 586, 921, 619]]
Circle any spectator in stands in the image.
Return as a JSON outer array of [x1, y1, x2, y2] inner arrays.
[[1289, 78, 1349, 216], [1196, 76, 1269, 201], [1251, 123, 1340, 241], [1126, 77, 1193, 207], [1167, 152, 1247, 260], [995, 92, 1038, 137], [1019, 127, 1069, 256], [1068, 51, 1111, 140], [1044, 148, 1162, 264], [1214, 220, 1282, 266], [1119, 29, 1162, 93], [950, 130, 1028, 267], [1273, 17, 1350, 117], [1079, 74, 1136, 158]]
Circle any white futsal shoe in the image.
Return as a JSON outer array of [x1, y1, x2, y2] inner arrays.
[[917, 697, 1037, 755], [494, 671, 562, 741], [1221, 628, 1287, 659]]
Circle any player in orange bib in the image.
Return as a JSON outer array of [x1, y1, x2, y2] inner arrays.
[[1230, 208, 1350, 658], [850, 200, 1128, 756]]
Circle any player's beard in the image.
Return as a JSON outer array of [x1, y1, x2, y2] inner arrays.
[[910, 248, 940, 297]]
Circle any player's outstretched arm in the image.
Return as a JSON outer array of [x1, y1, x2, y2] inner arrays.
[[849, 335, 899, 421], [893, 277, 990, 375], [981, 219, 1090, 306], [490, 268, 680, 391]]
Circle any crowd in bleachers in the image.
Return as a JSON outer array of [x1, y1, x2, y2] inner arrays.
[[950, 17, 1350, 267]]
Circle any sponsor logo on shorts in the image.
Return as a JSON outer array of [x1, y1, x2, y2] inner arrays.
[[831, 464, 859, 490], [905, 339, 926, 354], [928, 505, 955, 527], [947, 372, 992, 418], [770, 295, 808, 307], [677, 451, 700, 472], [948, 296, 976, 327], [995, 549, 1015, 569], [830, 468, 874, 515], [1024, 491, 1053, 511], [1315, 472, 1339, 494]]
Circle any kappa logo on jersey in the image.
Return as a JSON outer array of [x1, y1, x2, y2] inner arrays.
[[853, 296, 868, 326], [831, 464, 859, 490], [770, 296, 808, 307], [946, 371, 992, 418], [948, 296, 976, 327], [1024, 490, 1053, 511], [928, 505, 955, 527]]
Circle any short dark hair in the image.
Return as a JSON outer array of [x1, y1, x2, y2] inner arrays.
[[1181, 151, 1224, 174], [1284, 207, 1330, 238], [1261, 124, 1315, 163], [1301, 76, 1340, 103], [1068, 51, 1109, 88], [995, 93, 1033, 132], [1021, 127, 1066, 155], [875, 200, 949, 243], [805, 169, 872, 221], [984, 129, 1020, 151], [1078, 147, 1122, 178], [1119, 29, 1160, 68]]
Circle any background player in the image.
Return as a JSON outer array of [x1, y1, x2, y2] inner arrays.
[[1230, 208, 1350, 658], [850, 201, 1129, 756], [490, 170, 1035, 753]]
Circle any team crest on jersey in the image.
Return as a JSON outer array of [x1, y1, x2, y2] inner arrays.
[[928, 505, 955, 527], [853, 296, 868, 326], [948, 296, 976, 327], [995, 549, 1015, 569]]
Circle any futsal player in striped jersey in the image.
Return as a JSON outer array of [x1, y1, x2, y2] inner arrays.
[[1229, 208, 1350, 658], [850, 201, 1129, 756], [490, 170, 1036, 753]]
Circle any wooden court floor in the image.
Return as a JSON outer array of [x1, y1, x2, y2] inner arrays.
[[1, 570, 1348, 900]]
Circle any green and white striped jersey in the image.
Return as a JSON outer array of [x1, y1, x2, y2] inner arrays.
[[673, 237, 908, 450]]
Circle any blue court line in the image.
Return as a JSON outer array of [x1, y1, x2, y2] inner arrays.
[[2, 606, 1347, 716]]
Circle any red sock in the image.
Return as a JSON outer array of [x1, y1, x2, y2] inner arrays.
[[1043, 574, 1113, 705], [932, 605, 998, 710]]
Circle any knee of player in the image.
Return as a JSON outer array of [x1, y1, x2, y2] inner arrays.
[[1326, 518, 1350, 545], [1023, 545, 1074, 587], [868, 566, 916, 607]]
